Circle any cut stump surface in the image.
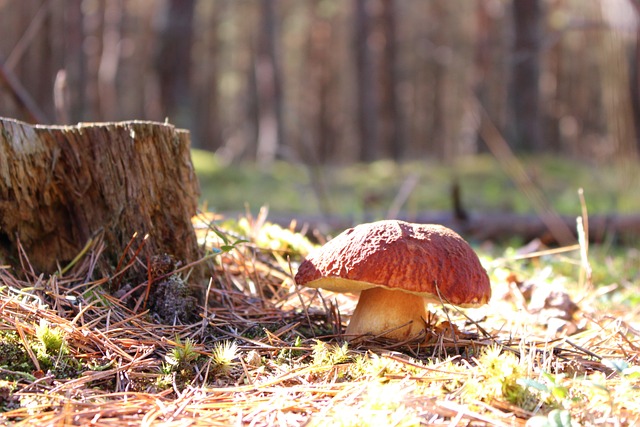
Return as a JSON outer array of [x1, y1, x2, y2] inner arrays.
[[0, 117, 201, 275]]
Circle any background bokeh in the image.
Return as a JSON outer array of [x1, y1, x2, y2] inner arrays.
[[2, 0, 640, 224], [2, 1, 639, 162]]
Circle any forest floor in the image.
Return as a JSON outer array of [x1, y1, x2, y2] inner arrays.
[[192, 150, 640, 221], [1, 207, 639, 426]]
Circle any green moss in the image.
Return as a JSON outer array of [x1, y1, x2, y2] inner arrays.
[[0, 380, 20, 412], [0, 331, 35, 378], [35, 320, 67, 356]]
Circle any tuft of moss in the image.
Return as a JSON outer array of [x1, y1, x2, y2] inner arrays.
[[165, 336, 200, 370], [0, 331, 35, 378], [35, 320, 67, 356], [463, 345, 536, 409], [312, 340, 351, 366]]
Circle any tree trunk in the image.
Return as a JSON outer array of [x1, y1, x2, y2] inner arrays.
[[255, 0, 285, 166], [431, 4, 450, 160], [379, 0, 405, 160], [473, 0, 505, 154], [98, 0, 123, 121], [628, 0, 640, 154], [194, 2, 223, 152], [62, 0, 85, 124], [155, 0, 195, 131], [0, 118, 201, 277], [354, 0, 379, 162], [305, 0, 337, 164], [509, 0, 543, 152]]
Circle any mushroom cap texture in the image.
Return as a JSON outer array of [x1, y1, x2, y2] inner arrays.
[[295, 220, 491, 307]]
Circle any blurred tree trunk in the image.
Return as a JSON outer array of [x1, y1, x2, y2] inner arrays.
[[629, 0, 640, 154], [62, 0, 85, 124], [305, 0, 337, 164], [255, 0, 285, 166], [138, 5, 162, 121], [98, 0, 123, 121], [545, 0, 562, 153], [429, 0, 448, 160], [407, 5, 430, 160], [600, 3, 638, 163], [473, 0, 506, 153], [379, 0, 405, 160], [83, 0, 105, 120], [194, 2, 223, 152], [354, 0, 379, 161], [156, 0, 195, 131], [509, 0, 543, 152], [245, 48, 260, 162], [15, 0, 54, 122]]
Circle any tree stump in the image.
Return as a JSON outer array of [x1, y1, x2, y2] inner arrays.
[[0, 117, 201, 277]]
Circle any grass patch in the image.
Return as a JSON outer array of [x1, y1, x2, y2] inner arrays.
[[192, 150, 640, 219]]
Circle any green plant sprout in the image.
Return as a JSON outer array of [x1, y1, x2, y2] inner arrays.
[[276, 335, 304, 362], [34, 320, 67, 356], [211, 227, 248, 254], [165, 336, 200, 369], [518, 372, 570, 404]]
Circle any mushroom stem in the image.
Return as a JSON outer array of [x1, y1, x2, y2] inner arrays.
[[345, 287, 427, 341]]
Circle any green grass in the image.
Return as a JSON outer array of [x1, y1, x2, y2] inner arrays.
[[192, 150, 640, 219]]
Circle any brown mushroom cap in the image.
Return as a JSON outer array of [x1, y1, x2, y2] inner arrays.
[[295, 220, 491, 307]]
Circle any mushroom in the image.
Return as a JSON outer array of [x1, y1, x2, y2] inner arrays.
[[294, 220, 491, 341]]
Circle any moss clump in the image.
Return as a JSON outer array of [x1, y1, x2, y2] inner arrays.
[[0, 331, 34, 378], [35, 320, 67, 357], [0, 380, 20, 412], [462, 345, 537, 410]]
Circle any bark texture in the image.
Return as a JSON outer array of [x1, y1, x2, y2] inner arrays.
[[0, 117, 201, 275]]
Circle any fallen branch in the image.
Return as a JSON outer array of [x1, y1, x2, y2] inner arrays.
[[266, 211, 640, 244]]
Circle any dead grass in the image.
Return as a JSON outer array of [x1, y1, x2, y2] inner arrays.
[[0, 211, 639, 426]]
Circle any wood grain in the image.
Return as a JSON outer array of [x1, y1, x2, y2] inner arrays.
[[0, 118, 201, 275]]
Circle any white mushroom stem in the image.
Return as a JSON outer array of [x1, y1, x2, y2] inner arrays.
[[345, 287, 428, 341]]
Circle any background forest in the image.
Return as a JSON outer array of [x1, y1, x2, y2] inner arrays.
[[1, 0, 640, 220], [4, 2, 640, 426]]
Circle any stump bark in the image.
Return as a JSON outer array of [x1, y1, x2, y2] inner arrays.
[[0, 117, 201, 276]]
